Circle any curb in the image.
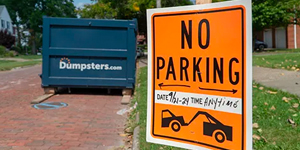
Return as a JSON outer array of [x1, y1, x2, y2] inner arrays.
[[132, 112, 140, 150]]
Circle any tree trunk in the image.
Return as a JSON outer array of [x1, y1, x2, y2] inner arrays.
[[31, 39, 36, 54], [16, 24, 22, 48], [31, 32, 36, 54]]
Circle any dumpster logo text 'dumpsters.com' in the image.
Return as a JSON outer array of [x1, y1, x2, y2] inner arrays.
[[59, 57, 123, 71]]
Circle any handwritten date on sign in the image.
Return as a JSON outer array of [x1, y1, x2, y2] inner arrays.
[[156, 91, 239, 110], [157, 92, 189, 105]]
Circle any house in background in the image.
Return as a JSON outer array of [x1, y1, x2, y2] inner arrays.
[[255, 24, 300, 49], [287, 24, 300, 49], [0, 5, 13, 34]]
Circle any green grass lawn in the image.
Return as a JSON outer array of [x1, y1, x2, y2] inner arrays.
[[0, 60, 42, 71], [253, 53, 300, 71], [16, 55, 42, 60], [252, 83, 300, 149], [129, 67, 183, 150], [254, 48, 300, 54], [132, 67, 300, 150]]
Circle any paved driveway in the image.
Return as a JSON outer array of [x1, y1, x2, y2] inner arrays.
[[0, 65, 128, 150]]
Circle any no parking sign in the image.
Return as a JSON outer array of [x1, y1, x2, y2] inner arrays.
[[147, 0, 252, 149]]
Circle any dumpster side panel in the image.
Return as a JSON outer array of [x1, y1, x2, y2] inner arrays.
[[126, 26, 137, 87], [50, 26, 128, 49], [42, 17, 137, 89], [42, 18, 51, 87]]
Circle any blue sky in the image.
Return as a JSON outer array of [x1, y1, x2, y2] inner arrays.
[[73, 0, 92, 8]]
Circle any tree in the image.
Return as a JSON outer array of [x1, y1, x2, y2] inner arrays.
[[0, 0, 32, 48], [0, 29, 16, 48], [135, 0, 193, 34], [128, 0, 193, 34], [1, 0, 77, 54], [27, 0, 77, 54], [252, 0, 300, 31], [77, 2, 117, 19], [101, 0, 136, 19], [134, 0, 155, 35], [161, 0, 193, 7], [78, 0, 192, 35], [191, 0, 300, 31]]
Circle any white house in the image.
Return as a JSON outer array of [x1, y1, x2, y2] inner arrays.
[[0, 5, 13, 34]]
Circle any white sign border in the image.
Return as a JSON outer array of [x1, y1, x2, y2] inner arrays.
[[146, 0, 252, 149]]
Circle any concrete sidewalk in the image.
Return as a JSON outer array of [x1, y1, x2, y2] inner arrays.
[[253, 66, 300, 96]]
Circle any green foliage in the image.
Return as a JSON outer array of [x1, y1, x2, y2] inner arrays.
[[136, 0, 193, 34], [0, 0, 34, 46], [0, 0, 28, 26], [0, 29, 16, 48], [252, 0, 300, 30], [133, 0, 155, 34], [78, 0, 192, 34], [77, 1, 117, 19], [0, 46, 6, 55], [28, 0, 77, 33], [0, 46, 14, 57], [1, 0, 77, 54], [161, 0, 193, 7], [10, 46, 22, 54], [138, 44, 147, 50], [4, 51, 15, 57], [78, 0, 140, 19], [189, 0, 300, 31], [100, 0, 138, 19], [30, 0, 77, 54], [27, 32, 42, 54], [212, 0, 227, 2]]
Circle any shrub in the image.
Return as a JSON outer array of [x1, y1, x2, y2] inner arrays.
[[10, 51, 18, 56], [7, 51, 15, 57], [0, 46, 15, 57], [3, 51, 14, 57], [10, 46, 22, 54], [23, 46, 32, 54], [0, 29, 15, 48], [138, 44, 147, 51], [0, 46, 6, 55]]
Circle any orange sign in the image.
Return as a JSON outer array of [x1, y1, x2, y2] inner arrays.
[[147, 1, 252, 150]]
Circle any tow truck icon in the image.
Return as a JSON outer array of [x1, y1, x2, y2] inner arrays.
[[161, 109, 233, 143]]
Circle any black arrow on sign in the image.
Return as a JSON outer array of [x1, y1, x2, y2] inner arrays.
[[199, 87, 238, 94], [158, 83, 191, 89]]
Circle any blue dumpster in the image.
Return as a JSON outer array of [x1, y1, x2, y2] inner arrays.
[[41, 17, 137, 93]]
